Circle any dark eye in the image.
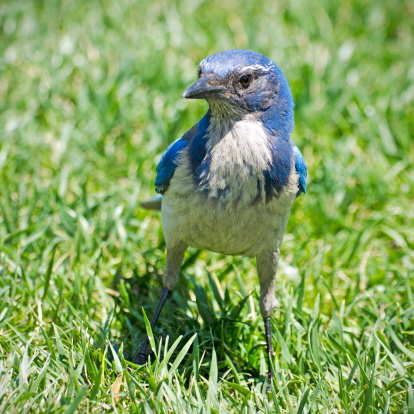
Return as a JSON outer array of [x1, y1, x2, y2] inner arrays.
[[240, 74, 252, 88], [198, 67, 202, 78]]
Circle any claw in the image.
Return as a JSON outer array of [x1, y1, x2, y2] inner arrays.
[[132, 351, 149, 365]]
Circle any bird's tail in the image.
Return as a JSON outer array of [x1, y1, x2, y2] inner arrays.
[[141, 194, 162, 211]]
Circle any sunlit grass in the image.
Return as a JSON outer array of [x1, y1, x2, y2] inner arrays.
[[0, 0, 413, 412]]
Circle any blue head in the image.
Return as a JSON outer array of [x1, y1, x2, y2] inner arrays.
[[183, 49, 294, 139]]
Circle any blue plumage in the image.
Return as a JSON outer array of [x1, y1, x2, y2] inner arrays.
[[294, 145, 307, 195], [201, 49, 272, 77], [258, 72, 295, 141], [187, 112, 211, 181], [154, 138, 188, 194], [263, 139, 293, 201]]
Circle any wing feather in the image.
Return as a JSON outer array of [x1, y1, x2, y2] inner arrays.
[[154, 138, 188, 194], [293, 145, 307, 196]]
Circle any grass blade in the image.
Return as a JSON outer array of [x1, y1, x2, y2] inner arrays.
[[169, 334, 197, 373]]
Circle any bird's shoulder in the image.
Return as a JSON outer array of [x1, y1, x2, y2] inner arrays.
[[154, 117, 205, 194]]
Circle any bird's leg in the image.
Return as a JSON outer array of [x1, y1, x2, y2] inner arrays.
[[133, 287, 170, 364], [133, 243, 187, 365], [257, 249, 281, 392], [264, 316, 273, 390]]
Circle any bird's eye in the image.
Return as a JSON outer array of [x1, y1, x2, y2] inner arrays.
[[198, 67, 202, 78], [240, 74, 252, 88]]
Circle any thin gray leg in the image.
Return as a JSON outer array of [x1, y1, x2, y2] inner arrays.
[[264, 317, 273, 392], [132, 287, 170, 365], [257, 247, 284, 392], [133, 243, 187, 365]]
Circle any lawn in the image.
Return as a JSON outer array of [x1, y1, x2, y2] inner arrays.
[[0, 0, 413, 412]]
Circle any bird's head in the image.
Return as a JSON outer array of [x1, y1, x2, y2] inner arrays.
[[183, 49, 294, 136]]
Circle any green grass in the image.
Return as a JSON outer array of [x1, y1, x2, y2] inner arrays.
[[1, 0, 414, 412]]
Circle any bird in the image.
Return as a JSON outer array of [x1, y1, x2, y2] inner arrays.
[[134, 49, 307, 391]]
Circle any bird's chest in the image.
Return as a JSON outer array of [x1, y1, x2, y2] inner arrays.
[[196, 119, 272, 206]]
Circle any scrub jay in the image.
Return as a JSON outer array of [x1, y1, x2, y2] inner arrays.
[[134, 49, 307, 391]]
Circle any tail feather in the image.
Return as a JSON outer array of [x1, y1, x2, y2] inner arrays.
[[141, 194, 162, 211]]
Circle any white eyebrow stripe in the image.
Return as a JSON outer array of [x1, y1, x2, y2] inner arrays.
[[240, 64, 272, 73]]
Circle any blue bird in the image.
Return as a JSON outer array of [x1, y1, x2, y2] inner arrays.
[[135, 49, 307, 390]]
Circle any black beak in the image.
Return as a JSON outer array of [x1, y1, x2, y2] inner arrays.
[[182, 77, 226, 99]]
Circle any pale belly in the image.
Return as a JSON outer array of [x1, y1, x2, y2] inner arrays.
[[161, 192, 292, 258]]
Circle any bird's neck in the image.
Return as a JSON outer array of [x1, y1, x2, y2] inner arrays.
[[257, 76, 295, 141], [205, 102, 253, 149], [207, 99, 248, 122]]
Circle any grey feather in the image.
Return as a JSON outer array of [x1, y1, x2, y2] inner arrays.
[[141, 194, 163, 210]]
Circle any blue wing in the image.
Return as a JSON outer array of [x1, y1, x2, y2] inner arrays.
[[293, 145, 307, 196], [154, 138, 189, 194]]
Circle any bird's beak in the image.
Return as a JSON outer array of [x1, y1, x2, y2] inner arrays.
[[182, 77, 226, 99]]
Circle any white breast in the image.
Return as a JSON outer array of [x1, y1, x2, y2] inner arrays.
[[199, 116, 272, 206]]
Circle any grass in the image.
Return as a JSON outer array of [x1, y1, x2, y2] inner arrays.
[[0, 0, 414, 412]]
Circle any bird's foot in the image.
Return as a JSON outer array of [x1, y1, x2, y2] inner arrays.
[[132, 346, 150, 365], [132, 350, 149, 365]]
